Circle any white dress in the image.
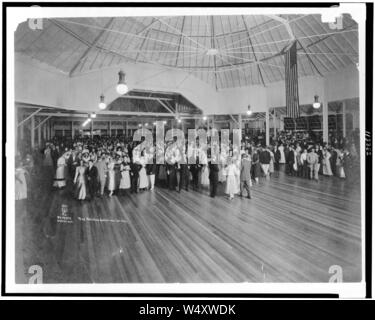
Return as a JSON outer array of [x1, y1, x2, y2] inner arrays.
[[53, 156, 66, 188], [201, 165, 210, 185], [278, 145, 286, 164], [107, 161, 115, 191], [225, 164, 240, 196], [119, 164, 131, 189], [323, 151, 333, 176], [138, 156, 148, 189], [15, 168, 27, 200]]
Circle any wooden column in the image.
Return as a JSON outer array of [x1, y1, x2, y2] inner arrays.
[[280, 115, 284, 131], [238, 114, 242, 142], [71, 121, 74, 138], [322, 84, 329, 143], [109, 121, 111, 137], [20, 113, 24, 140], [342, 100, 346, 138], [31, 116, 35, 149], [38, 120, 42, 147], [15, 107, 18, 152], [265, 110, 270, 146], [273, 108, 277, 139], [91, 120, 94, 138]]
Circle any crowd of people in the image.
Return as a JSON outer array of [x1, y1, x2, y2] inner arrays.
[[15, 129, 360, 203]]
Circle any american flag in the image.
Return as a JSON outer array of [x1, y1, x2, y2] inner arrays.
[[285, 41, 300, 119]]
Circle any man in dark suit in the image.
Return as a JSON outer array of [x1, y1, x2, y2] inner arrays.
[[190, 156, 202, 191], [286, 145, 295, 175], [178, 159, 190, 192], [130, 162, 140, 193], [167, 162, 177, 191], [208, 160, 219, 197], [87, 159, 99, 200], [240, 153, 252, 199]]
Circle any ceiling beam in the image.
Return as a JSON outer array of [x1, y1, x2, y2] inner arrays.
[[69, 17, 115, 76], [266, 15, 296, 41], [34, 115, 52, 130], [175, 16, 186, 67], [157, 99, 175, 114], [17, 108, 42, 127], [242, 15, 266, 87], [296, 39, 323, 77], [119, 95, 173, 101], [210, 16, 218, 91]]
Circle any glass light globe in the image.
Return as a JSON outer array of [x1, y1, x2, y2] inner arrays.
[[247, 110, 252, 115], [99, 102, 106, 110], [203, 116, 207, 121], [116, 83, 129, 95], [313, 102, 321, 109]]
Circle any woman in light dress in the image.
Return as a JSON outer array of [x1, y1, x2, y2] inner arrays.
[[138, 151, 149, 190], [119, 156, 131, 193], [225, 158, 240, 200], [15, 160, 28, 201], [43, 145, 53, 167], [53, 152, 69, 189], [336, 149, 346, 179], [200, 149, 210, 186], [269, 147, 275, 177], [107, 157, 116, 196], [323, 148, 333, 176], [73, 160, 87, 200]]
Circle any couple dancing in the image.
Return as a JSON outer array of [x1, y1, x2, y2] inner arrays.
[[224, 153, 252, 200]]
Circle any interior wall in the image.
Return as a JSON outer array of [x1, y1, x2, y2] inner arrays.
[[15, 53, 360, 115]]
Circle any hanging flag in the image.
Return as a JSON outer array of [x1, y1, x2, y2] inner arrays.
[[285, 41, 300, 119]]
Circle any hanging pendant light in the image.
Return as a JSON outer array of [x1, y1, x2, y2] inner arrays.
[[98, 94, 106, 110], [313, 95, 321, 109], [116, 70, 129, 95], [247, 105, 252, 115]]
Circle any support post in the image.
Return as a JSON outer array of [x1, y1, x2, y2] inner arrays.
[[265, 110, 270, 146], [322, 84, 329, 143], [238, 114, 242, 142], [31, 116, 35, 149], [38, 122, 41, 147], [273, 108, 277, 139], [342, 100, 346, 138]]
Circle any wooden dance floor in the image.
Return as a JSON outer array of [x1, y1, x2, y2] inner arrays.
[[16, 168, 362, 283]]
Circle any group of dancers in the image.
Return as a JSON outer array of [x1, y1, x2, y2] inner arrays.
[[15, 132, 357, 203]]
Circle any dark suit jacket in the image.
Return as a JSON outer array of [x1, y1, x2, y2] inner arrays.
[[240, 158, 252, 181], [87, 165, 98, 183], [208, 163, 219, 181]]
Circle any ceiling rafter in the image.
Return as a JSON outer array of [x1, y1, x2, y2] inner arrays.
[[69, 17, 115, 76], [175, 16, 186, 67]]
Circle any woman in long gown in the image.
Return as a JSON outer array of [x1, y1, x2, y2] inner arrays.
[[251, 149, 261, 184], [200, 151, 210, 186], [225, 158, 240, 200], [201, 164, 210, 186], [336, 149, 346, 179], [269, 148, 275, 177], [138, 153, 148, 191], [323, 148, 333, 176], [119, 160, 131, 194], [73, 160, 87, 201], [107, 157, 116, 196], [53, 153, 68, 189], [15, 161, 28, 201]]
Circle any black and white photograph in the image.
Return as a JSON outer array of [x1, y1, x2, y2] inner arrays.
[[2, 2, 371, 298]]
